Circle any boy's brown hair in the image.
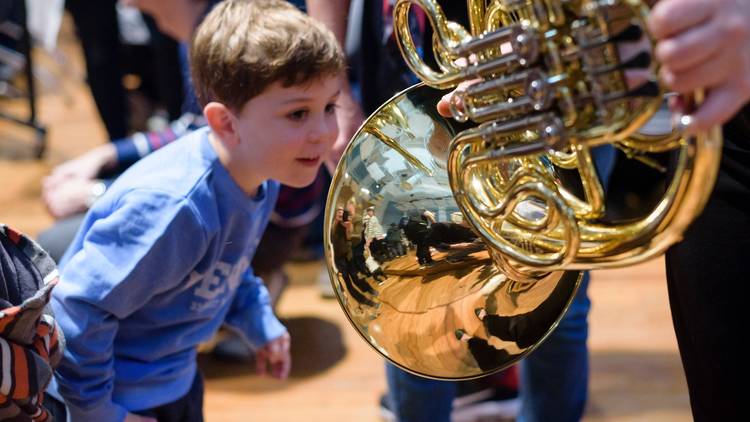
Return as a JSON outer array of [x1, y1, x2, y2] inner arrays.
[[190, 0, 345, 111]]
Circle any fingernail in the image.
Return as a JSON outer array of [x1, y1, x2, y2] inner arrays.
[[676, 114, 694, 133], [661, 70, 675, 87]]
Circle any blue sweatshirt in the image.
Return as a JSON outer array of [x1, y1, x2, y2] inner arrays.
[[49, 127, 286, 421]]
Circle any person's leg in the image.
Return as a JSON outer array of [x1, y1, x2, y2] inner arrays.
[[65, 0, 129, 140], [665, 189, 747, 421], [142, 16, 184, 121], [42, 394, 68, 422], [385, 362, 455, 422], [335, 257, 375, 306], [517, 272, 590, 422], [351, 265, 376, 295], [415, 241, 431, 264]]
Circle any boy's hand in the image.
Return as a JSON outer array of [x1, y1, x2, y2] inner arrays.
[[124, 412, 157, 422], [255, 332, 291, 380], [648, 0, 750, 131]]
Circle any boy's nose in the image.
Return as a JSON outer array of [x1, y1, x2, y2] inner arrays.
[[309, 116, 338, 144]]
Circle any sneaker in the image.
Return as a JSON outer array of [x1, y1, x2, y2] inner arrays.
[[378, 365, 520, 422], [379, 394, 396, 422], [455, 328, 467, 341], [452, 386, 520, 422], [474, 308, 486, 320], [378, 387, 519, 422]]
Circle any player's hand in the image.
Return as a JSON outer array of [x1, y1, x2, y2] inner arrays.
[[648, 0, 750, 132], [255, 332, 291, 380], [436, 80, 480, 119]]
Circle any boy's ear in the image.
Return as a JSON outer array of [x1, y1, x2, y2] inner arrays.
[[204, 102, 240, 147]]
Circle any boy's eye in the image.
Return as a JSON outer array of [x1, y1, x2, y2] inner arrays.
[[325, 103, 338, 114], [288, 109, 309, 121]]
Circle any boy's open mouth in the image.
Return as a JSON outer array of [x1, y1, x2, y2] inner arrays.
[[296, 156, 320, 167]]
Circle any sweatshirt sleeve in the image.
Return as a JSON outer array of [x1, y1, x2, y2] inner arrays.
[[51, 189, 208, 422], [113, 113, 202, 170], [223, 266, 286, 350]]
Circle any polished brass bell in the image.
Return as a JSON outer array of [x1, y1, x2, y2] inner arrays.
[[324, 0, 722, 380]]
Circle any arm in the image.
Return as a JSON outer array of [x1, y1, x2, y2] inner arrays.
[[223, 266, 286, 349], [223, 267, 289, 379], [305, 0, 350, 45], [43, 114, 204, 219], [306, 0, 364, 172], [111, 113, 203, 170], [343, 220, 353, 239], [423, 210, 436, 224], [52, 190, 207, 421]]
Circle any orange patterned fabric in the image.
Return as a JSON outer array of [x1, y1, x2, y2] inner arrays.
[[1, 224, 63, 421]]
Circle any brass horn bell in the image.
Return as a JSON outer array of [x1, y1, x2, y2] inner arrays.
[[323, 0, 722, 380]]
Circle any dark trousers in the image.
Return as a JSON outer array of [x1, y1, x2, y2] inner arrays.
[[135, 371, 205, 422], [42, 394, 68, 422], [368, 238, 388, 261], [335, 256, 375, 306], [415, 240, 432, 265], [44, 372, 204, 422], [66, 0, 128, 139], [665, 172, 749, 421]]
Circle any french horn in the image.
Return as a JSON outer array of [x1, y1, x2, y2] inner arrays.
[[323, 0, 722, 379]]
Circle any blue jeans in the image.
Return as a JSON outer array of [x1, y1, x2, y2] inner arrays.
[[385, 146, 615, 422], [385, 273, 591, 422]]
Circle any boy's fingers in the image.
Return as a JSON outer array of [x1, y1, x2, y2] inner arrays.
[[255, 349, 268, 376], [648, 0, 715, 40], [274, 356, 291, 380], [273, 348, 291, 379]]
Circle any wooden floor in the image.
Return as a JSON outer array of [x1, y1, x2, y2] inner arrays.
[[0, 19, 692, 422]]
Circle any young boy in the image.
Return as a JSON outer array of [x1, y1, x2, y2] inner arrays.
[[48, 1, 344, 421]]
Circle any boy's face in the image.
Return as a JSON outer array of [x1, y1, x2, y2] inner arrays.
[[233, 76, 341, 188]]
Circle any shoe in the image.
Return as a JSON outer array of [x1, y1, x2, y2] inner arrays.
[[455, 328, 466, 341], [379, 394, 396, 422], [453, 367, 520, 422], [474, 308, 486, 320], [452, 385, 520, 422], [378, 385, 519, 422]]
